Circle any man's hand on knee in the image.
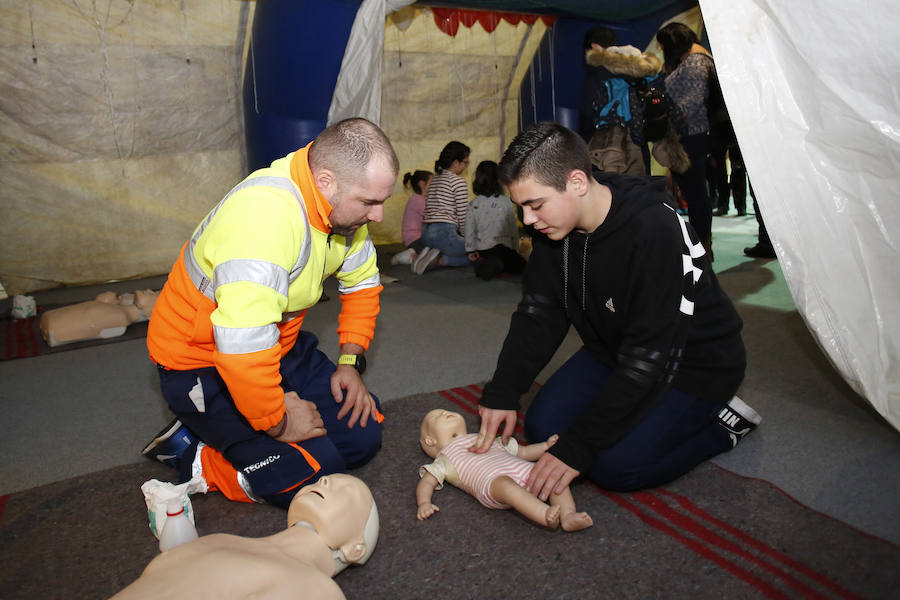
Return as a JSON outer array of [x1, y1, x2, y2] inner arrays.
[[267, 391, 327, 443], [330, 368, 375, 429]]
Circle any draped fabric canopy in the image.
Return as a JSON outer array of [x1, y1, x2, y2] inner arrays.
[[424, 0, 681, 22], [430, 7, 555, 36]]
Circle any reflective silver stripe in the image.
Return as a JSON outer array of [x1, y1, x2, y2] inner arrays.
[[237, 470, 264, 503], [184, 239, 216, 302], [340, 238, 376, 273], [339, 273, 381, 294], [183, 175, 313, 301], [214, 323, 280, 354], [214, 259, 289, 298], [192, 442, 207, 485]]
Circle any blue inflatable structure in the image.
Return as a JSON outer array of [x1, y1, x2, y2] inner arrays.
[[242, 0, 362, 172]]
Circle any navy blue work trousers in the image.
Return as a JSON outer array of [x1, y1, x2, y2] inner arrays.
[[157, 331, 382, 508]]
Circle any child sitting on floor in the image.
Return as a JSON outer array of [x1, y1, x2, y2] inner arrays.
[[464, 161, 526, 280], [391, 170, 434, 267]]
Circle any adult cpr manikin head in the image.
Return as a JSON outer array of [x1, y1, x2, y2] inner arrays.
[[419, 409, 468, 459], [287, 474, 379, 575]]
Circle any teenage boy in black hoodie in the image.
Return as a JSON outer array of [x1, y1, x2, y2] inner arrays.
[[471, 122, 759, 502]]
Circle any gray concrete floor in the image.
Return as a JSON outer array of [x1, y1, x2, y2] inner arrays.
[[1, 214, 898, 545]]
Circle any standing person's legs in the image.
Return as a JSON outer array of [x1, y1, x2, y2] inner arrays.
[[673, 133, 713, 253], [707, 127, 729, 215], [750, 182, 771, 246], [744, 181, 776, 258], [728, 143, 748, 216], [421, 223, 469, 267], [523, 348, 734, 492]]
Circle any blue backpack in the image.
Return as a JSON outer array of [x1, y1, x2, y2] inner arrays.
[[593, 76, 672, 143], [592, 78, 634, 129]]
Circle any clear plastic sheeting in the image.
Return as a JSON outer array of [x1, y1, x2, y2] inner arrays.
[[701, 0, 900, 431]]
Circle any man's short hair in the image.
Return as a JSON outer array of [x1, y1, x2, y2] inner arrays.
[[498, 122, 592, 192], [309, 118, 399, 184]]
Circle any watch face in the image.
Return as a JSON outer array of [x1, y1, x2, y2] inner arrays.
[[355, 354, 367, 375]]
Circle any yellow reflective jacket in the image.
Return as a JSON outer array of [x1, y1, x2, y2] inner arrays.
[[148, 144, 382, 430]]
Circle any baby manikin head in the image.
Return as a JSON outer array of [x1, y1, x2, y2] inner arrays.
[[419, 409, 468, 458]]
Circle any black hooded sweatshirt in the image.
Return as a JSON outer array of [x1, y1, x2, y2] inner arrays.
[[480, 171, 746, 473]]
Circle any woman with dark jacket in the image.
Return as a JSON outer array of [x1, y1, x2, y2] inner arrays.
[[656, 22, 718, 259]]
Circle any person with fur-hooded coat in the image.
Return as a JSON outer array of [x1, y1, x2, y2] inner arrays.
[[578, 27, 662, 174]]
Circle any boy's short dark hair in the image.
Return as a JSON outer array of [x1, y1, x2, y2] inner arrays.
[[498, 122, 592, 192]]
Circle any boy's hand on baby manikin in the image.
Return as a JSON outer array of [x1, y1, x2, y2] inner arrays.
[[528, 453, 580, 502], [472, 406, 517, 453], [417, 502, 440, 520]]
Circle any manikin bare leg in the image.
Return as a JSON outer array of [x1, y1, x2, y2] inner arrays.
[[490, 476, 560, 528], [549, 487, 593, 532], [490, 476, 593, 531]]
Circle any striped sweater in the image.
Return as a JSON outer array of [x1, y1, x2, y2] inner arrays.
[[423, 169, 469, 235]]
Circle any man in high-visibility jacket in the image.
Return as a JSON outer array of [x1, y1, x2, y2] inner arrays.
[[142, 118, 398, 508]]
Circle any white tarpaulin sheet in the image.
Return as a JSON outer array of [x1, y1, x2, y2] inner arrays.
[[701, 0, 900, 431], [0, 1, 250, 296]]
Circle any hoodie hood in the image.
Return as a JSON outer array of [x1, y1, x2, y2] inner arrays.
[[561, 170, 672, 313], [587, 170, 670, 240], [585, 45, 661, 79]]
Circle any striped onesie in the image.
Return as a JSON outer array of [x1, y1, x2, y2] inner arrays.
[[420, 433, 533, 509]]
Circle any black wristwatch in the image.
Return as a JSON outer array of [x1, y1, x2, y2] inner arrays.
[[338, 353, 366, 375]]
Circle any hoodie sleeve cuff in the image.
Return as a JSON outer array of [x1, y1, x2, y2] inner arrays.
[[548, 434, 595, 475], [478, 384, 521, 411]]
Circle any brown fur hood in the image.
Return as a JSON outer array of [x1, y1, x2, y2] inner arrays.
[[585, 45, 661, 78]]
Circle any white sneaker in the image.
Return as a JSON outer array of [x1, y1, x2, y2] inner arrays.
[[413, 247, 441, 275], [390, 248, 415, 265]]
